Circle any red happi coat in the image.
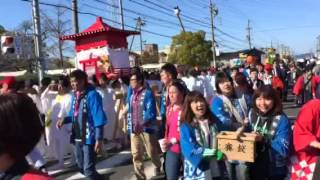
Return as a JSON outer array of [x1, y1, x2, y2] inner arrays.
[[272, 76, 284, 90], [312, 75, 320, 97], [293, 75, 317, 96], [291, 99, 320, 180]]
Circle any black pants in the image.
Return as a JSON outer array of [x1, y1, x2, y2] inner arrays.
[[249, 146, 286, 180]]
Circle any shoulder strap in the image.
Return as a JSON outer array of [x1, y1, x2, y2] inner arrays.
[[210, 124, 218, 150], [219, 95, 243, 124], [304, 75, 312, 87], [238, 94, 248, 118], [249, 110, 257, 128], [194, 125, 204, 147]]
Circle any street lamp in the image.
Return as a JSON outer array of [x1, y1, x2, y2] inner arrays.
[[174, 6, 185, 32]]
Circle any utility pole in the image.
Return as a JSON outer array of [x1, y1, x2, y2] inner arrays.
[[136, 17, 145, 65], [209, 0, 218, 67], [129, 21, 139, 52], [32, 0, 44, 84], [246, 20, 252, 49], [174, 6, 185, 32], [316, 35, 320, 58], [119, 0, 124, 30], [72, 0, 79, 34]]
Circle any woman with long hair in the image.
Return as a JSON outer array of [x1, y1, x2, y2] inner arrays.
[[162, 81, 187, 180], [248, 85, 291, 180], [180, 91, 223, 180]]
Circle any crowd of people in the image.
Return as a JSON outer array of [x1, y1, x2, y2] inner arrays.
[[1, 57, 320, 180]]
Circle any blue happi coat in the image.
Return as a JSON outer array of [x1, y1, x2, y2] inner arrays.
[[126, 86, 157, 134], [65, 85, 107, 145], [180, 123, 222, 179], [248, 110, 292, 176], [160, 86, 167, 120], [210, 94, 252, 131]]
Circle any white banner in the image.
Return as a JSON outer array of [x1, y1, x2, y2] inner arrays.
[[76, 47, 130, 70], [106, 48, 130, 68]]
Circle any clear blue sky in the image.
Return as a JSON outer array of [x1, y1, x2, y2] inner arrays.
[[1, 0, 320, 54]]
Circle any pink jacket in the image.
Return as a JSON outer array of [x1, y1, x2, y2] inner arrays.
[[165, 105, 182, 154]]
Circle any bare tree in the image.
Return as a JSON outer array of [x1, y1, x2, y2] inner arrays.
[[8, 19, 51, 73], [16, 20, 33, 35], [41, 6, 72, 70], [0, 6, 73, 72]]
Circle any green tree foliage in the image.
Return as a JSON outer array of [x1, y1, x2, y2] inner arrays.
[[0, 25, 6, 35], [168, 31, 212, 67], [51, 58, 74, 69]]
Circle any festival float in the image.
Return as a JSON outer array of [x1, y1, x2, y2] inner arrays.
[[60, 17, 139, 79]]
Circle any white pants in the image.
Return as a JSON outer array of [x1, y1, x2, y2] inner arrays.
[[48, 120, 72, 165]]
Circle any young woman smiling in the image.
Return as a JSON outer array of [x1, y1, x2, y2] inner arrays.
[[248, 85, 291, 180], [180, 91, 223, 180]]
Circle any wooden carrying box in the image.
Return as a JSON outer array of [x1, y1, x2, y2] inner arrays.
[[217, 131, 258, 162]]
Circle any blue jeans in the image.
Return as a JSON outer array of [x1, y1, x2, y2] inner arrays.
[[74, 142, 100, 180], [165, 149, 182, 180]]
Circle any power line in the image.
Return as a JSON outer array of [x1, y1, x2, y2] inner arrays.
[[216, 40, 239, 50], [24, 0, 248, 51], [215, 35, 246, 47], [138, 0, 248, 45], [192, 0, 209, 8], [129, 0, 212, 29], [141, 0, 210, 27], [82, 3, 137, 20], [129, 0, 176, 18], [180, 1, 209, 23], [215, 27, 247, 43], [88, 0, 181, 28], [21, 0, 173, 38], [91, 0, 183, 28], [91, 0, 246, 46], [83, 1, 199, 33], [91, 0, 206, 32], [86, 0, 244, 49], [216, 1, 278, 48], [256, 25, 320, 32], [186, 0, 207, 9]]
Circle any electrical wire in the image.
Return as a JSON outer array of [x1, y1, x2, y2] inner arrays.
[[21, 0, 173, 38]]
